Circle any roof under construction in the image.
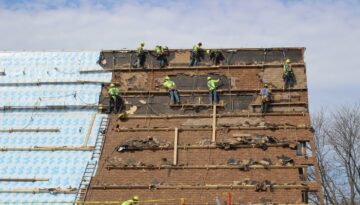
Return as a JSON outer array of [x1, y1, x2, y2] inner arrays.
[[0, 48, 322, 205]]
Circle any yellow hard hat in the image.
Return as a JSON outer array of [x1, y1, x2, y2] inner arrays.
[[164, 76, 170, 80], [286, 58, 291, 63], [110, 83, 115, 87], [264, 83, 268, 87], [140, 41, 145, 46], [133, 196, 139, 201], [206, 49, 210, 55], [207, 76, 212, 80]]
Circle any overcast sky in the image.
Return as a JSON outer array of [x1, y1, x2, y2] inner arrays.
[[0, 0, 359, 113]]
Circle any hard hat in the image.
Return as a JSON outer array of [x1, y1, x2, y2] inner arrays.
[[206, 49, 211, 55], [164, 76, 170, 80], [264, 83, 268, 87], [207, 76, 212, 80], [286, 58, 291, 63], [110, 83, 115, 87], [140, 41, 145, 46], [198, 42, 202, 46], [133, 196, 139, 201]]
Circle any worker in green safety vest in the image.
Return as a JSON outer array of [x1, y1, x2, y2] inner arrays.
[[163, 76, 180, 104], [283, 58, 295, 89], [207, 76, 220, 104], [154, 45, 169, 68], [108, 83, 122, 114], [189, 42, 204, 66], [135, 41, 146, 68], [206, 49, 224, 66], [121, 196, 139, 205]]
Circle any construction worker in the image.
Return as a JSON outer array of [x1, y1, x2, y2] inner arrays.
[[108, 83, 122, 114], [260, 83, 271, 114], [135, 41, 146, 68], [206, 49, 224, 66], [163, 76, 180, 104], [154, 45, 169, 68], [121, 196, 139, 205], [189, 42, 204, 66], [283, 58, 295, 89], [207, 76, 220, 104]]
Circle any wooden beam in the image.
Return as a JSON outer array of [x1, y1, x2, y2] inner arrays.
[[212, 104, 217, 142], [0, 188, 77, 194], [0, 128, 59, 133], [89, 63, 305, 73], [125, 112, 308, 119], [0, 178, 49, 182], [115, 125, 310, 132], [0, 80, 108, 86], [83, 113, 96, 146], [173, 128, 178, 165], [105, 165, 308, 170], [0, 146, 94, 151], [0, 105, 101, 111], [91, 184, 308, 190]]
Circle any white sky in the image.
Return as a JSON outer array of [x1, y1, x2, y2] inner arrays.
[[0, 0, 359, 112]]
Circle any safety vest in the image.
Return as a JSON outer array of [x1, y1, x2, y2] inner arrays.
[[207, 79, 219, 91], [108, 87, 120, 97], [121, 199, 134, 205], [163, 80, 176, 90], [136, 46, 144, 55], [283, 63, 292, 75], [192, 44, 200, 53]]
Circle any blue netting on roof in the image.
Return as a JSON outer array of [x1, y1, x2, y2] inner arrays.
[[0, 51, 110, 204]]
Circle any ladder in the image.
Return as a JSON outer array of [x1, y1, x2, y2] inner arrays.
[[74, 116, 109, 205], [74, 161, 97, 205], [91, 116, 109, 160]]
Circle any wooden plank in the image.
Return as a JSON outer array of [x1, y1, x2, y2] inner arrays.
[[106, 165, 308, 170], [0, 128, 59, 133], [212, 104, 217, 142], [0, 178, 49, 182], [173, 128, 178, 165], [0, 146, 94, 151], [83, 113, 96, 146], [0, 188, 77, 194]]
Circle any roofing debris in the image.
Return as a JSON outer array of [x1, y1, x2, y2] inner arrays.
[[216, 135, 294, 150], [116, 137, 171, 152], [233, 179, 274, 192]]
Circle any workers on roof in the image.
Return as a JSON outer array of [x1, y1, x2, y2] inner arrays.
[[163, 76, 180, 105], [135, 41, 147, 68], [121, 196, 139, 205], [189, 42, 204, 66], [108, 83, 123, 114], [283, 58, 295, 89], [260, 83, 271, 114], [154, 45, 169, 68], [206, 49, 224, 66], [207, 76, 220, 104]]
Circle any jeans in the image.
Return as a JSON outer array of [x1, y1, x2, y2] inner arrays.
[[284, 73, 295, 89], [189, 52, 200, 66], [109, 96, 122, 113], [209, 90, 219, 104], [169, 90, 180, 104], [136, 54, 146, 68], [157, 55, 167, 68], [261, 101, 269, 113]]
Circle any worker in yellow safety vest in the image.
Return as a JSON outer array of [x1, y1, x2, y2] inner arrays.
[[108, 83, 122, 114], [163, 76, 180, 104], [121, 196, 139, 205], [189, 42, 204, 66], [207, 76, 220, 104], [135, 41, 146, 68], [154, 45, 169, 68], [283, 58, 295, 89]]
